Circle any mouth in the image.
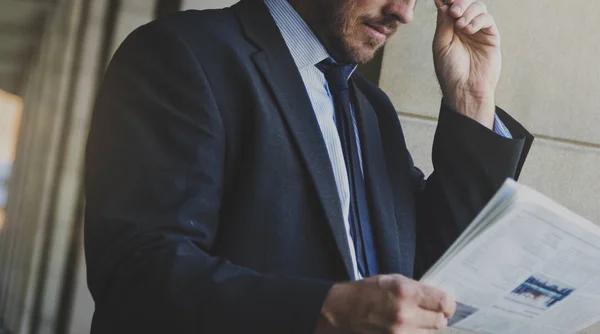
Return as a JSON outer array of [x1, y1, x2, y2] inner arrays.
[[364, 23, 393, 41]]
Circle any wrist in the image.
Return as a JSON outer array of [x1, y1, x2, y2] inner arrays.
[[444, 94, 496, 129], [315, 283, 348, 334]]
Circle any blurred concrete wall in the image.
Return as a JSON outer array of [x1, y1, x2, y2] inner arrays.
[[65, 2, 157, 334], [0, 1, 243, 333], [379, 1, 600, 333], [182, 0, 237, 10], [0, 1, 161, 333]]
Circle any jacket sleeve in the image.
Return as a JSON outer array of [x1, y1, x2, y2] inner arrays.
[[413, 104, 534, 278], [85, 23, 332, 334]]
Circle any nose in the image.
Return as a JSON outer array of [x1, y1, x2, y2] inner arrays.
[[383, 0, 416, 24]]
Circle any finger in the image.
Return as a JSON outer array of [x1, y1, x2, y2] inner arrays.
[[416, 285, 457, 318], [436, 3, 452, 27], [392, 330, 430, 334], [434, 4, 454, 49], [455, 1, 487, 29], [449, 0, 476, 18], [464, 12, 498, 36], [395, 306, 448, 330], [433, 0, 445, 9]]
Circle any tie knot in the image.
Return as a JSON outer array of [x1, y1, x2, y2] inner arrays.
[[316, 58, 354, 91]]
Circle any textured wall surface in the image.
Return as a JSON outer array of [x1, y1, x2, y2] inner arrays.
[[182, 0, 238, 10], [382, 0, 600, 146], [380, 0, 600, 333]]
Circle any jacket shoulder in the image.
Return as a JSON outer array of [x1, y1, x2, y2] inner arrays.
[[123, 8, 246, 54], [152, 9, 238, 40]]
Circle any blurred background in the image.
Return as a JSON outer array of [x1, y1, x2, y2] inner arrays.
[[0, 0, 598, 333]]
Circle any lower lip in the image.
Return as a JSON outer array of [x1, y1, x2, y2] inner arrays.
[[365, 25, 387, 41]]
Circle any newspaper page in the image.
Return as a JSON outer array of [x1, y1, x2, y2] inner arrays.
[[421, 181, 600, 334]]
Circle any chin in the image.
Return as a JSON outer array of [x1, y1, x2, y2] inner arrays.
[[330, 33, 383, 65], [356, 48, 379, 64], [344, 35, 384, 64], [344, 44, 381, 65], [349, 54, 373, 65]]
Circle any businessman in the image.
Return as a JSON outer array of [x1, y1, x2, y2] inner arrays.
[[85, 0, 533, 333]]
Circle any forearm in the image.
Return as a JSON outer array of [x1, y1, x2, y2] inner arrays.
[[87, 228, 333, 334], [414, 104, 527, 277]]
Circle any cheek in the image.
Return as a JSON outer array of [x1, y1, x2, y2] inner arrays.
[[357, 0, 385, 9]]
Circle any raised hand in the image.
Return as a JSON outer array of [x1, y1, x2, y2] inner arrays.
[[432, 0, 501, 129]]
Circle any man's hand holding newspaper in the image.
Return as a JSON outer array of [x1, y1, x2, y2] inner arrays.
[[421, 179, 600, 334]]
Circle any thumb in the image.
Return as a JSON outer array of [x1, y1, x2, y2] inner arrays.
[[434, 5, 454, 52]]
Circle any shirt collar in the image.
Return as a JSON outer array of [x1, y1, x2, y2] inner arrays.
[[264, 0, 357, 76]]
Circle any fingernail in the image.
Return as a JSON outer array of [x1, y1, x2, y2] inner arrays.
[[458, 17, 466, 26], [451, 6, 461, 14]]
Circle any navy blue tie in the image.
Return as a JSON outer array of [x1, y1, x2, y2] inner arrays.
[[317, 59, 379, 277]]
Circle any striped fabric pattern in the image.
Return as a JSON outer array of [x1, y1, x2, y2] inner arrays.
[[494, 113, 512, 138], [265, 0, 364, 279], [263, 0, 512, 280]]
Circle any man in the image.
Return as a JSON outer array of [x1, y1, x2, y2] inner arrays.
[[85, 0, 533, 332]]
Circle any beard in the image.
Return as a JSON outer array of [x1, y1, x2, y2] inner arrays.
[[300, 0, 399, 65]]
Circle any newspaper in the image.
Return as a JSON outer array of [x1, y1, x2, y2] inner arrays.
[[421, 179, 600, 334]]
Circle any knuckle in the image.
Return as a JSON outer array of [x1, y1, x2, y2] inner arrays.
[[445, 295, 458, 315], [435, 313, 448, 330], [389, 278, 402, 294], [438, 291, 450, 308], [388, 280, 401, 296], [397, 282, 414, 299], [453, 0, 465, 8], [394, 308, 409, 326], [438, 293, 453, 313]]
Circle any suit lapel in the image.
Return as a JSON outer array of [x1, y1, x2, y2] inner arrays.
[[232, 0, 355, 278], [351, 80, 404, 274]]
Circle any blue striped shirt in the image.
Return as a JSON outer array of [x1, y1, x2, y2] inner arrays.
[[264, 0, 511, 279]]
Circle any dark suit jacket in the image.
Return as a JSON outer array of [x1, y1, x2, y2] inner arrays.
[[84, 0, 533, 333]]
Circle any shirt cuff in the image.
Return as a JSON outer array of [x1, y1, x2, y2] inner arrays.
[[493, 113, 513, 139]]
